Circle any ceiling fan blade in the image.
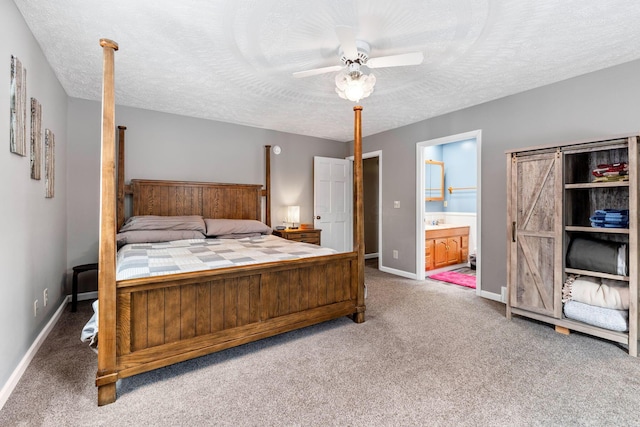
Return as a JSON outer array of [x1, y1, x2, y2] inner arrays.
[[292, 65, 343, 78], [366, 52, 424, 69], [335, 26, 358, 59]]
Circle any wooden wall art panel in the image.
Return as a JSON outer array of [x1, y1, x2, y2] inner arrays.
[[30, 97, 42, 180], [10, 55, 27, 156], [45, 128, 55, 198]]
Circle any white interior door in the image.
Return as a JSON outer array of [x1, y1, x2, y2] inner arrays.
[[314, 156, 352, 252]]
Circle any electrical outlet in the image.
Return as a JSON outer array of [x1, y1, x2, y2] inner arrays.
[[393, 250, 398, 259], [443, 201, 448, 207], [34, 300, 38, 317], [393, 201, 400, 209], [43, 288, 48, 307]]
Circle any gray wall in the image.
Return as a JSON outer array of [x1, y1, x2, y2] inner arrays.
[[67, 99, 348, 292], [358, 58, 640, 294], [0, 1, 68, 394]]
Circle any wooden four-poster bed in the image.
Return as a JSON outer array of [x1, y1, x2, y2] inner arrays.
[[95, 39, 366, 405]]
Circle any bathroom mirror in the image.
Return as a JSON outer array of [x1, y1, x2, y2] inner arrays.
[[425, 160, 444, 201]]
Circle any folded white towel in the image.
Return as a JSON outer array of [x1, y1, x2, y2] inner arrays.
[[562, 275, 629, 310]]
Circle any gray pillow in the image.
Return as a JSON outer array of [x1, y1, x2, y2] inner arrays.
[[214, 232, 262, 239], [204, 219, 272, 237], [120, 215, 206, 233], [117, 230, 205, 247]]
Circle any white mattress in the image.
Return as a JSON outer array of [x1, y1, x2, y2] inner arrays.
[[116, 234, 337, 280]]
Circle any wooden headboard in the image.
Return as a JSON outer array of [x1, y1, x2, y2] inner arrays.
[[131, 179, 263, 220], [116, 126, 272, 226]]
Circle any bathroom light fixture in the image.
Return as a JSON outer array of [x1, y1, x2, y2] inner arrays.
[[287, 205, 300, 229]]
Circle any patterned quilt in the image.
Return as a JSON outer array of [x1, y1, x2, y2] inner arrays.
[[116, 234, 338, 280]]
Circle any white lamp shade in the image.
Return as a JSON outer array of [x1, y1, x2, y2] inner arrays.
[[287, 205, 300, 224]]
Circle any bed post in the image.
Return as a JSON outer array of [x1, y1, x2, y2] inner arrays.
[[96, 38, 119, 406], [352, 105, 365, 323], [116, 125, 127, 229], [264, 145, 272, 227]]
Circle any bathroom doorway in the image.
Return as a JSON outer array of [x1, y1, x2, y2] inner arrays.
[[415, 130, 484, 298]]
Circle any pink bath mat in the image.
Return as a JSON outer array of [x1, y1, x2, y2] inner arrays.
[[428, 271, 476, 289]]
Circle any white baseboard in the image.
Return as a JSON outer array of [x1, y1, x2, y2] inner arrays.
[[479, 290, 503, 302], [378, 265, 417, 280], [364, 253, 379, 260], [0, 297, 68, 410], [77, 291, 97, 302]]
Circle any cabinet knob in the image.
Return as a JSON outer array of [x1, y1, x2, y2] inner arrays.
[[316, 216, 321, 220]]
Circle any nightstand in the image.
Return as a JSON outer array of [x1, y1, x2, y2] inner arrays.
[[272, 228, 321, 245]]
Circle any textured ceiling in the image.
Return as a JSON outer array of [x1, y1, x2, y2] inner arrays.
[[12, 0, 640, 142]]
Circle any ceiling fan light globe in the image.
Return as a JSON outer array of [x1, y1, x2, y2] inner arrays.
[[361, 74, 376, 91], [335, 70, 375, 103], [335, 87, 348, 100], [344, 83, 365, 102], [335, 72, 349, 90]]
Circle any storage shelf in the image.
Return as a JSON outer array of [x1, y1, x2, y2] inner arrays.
[[565, 181, 629, 189], [510, 307, 629, 345], [559, 317, 629, 344], [564, 267, 629, 282], [565, 226, 629, 234]]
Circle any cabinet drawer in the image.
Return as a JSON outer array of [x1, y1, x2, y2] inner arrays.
[[289, 232, 318, 240], [289, 235, 320, 244], [273, 229, 321, 246]]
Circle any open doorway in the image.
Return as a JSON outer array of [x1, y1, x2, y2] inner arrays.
[[415, 130, 489, 299], [348, 150, 382, 269], [363, 155, 380, 267]]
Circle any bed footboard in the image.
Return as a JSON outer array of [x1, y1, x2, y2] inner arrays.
[[96, 252, 362, 398]]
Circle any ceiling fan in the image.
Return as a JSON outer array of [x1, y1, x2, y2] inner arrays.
[[293, 26, 424, 102]]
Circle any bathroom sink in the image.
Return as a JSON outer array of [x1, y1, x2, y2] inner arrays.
[[425, 223, 460, 230]]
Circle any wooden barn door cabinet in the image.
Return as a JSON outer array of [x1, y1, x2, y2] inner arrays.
[[506, 134, 639, 356]]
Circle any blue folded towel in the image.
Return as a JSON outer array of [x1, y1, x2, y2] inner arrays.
[[590, 209, 629, 229], [595, 209, 628, 215]]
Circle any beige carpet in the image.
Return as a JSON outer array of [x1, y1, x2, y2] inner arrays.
[[2, 266, 640, 426]]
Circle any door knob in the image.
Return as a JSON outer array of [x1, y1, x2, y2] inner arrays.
[[316, 216, 321, 220]]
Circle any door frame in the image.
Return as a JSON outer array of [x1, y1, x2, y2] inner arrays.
[[347, 150, 382, 265], [416, 130, 490, 299]]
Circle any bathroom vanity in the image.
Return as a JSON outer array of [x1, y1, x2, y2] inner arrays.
[[425, 225, 470, 271]]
